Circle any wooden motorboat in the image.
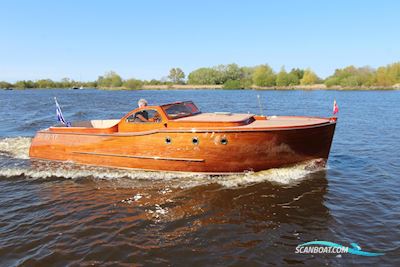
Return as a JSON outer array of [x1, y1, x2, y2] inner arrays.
[[29, 101, 337, 174]]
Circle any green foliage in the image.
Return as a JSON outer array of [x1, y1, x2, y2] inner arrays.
[[276, 67, 300, 86], [239, 78, 253, 89], [324, 66, 376, 87], [60, 78, 73, 88], [188, 68, 221, 84], [85, 81, 97, 88], [97, 71, 123, 88], [223, 79, 242, 89], [375, 62, 400, 86], [123, 79, 143, 89], [221, 64, 242, 81], [3, 61, 400, 90], [252, 65, 276, 87], [300, 69, 319, 85], [276, 67, 289, 86], [145, 79, 163, 85], [2, 78, 96, 89], [289, 68, 304, 81], [36, 79, 56, 88], [14, 80, 35, 89], [240, 66, 255, 79], [168, 68, 185, 84], [324, 77, 340, 87], [188, 63, 245, 85], [0, 81, 13, 88], [238, 67, 255, 88], [287, 73, 300, 85]]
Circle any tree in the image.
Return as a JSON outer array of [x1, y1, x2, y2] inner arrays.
[[238, 66, 255, 88], [252, 65, 276, 87], [324, 76, 340, 87], [123, 79, 143, 89], [276, 66, 299, 86], [145, 79, 162, 85], [84, 81, 97, 88], [289, 68, 304, 81], [14, 80, 35, 89], [300, 69, 319, 85], [276, 67, 289, 86], [387, 62, 400, 84], [324, 65, 376, 87], [214, 63, 243, 84], [0, 81, 13, 88], [188, 64, 246, 85], [168, 68, 185, 84], [97, 71, 123, 88], [224, 63, 242, 81], [223, 79, 242, 89], [60, 78, 73, 88], [188, 68, 221, 84], [287, 72, 300, 85], [375, 62, 400, 86], [36, 79, 55, 88], [376, 67, 392, 86]]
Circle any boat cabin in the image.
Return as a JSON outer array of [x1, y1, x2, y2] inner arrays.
[[49, 101, 254, 134], [48, 100, 335, 136], [49, 101, 257, 134], [118, 101, 202, 132]]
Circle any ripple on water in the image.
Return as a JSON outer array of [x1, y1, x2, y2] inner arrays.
[[0, 89, 399, 266]]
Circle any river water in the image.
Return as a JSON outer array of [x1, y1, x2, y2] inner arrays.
[[0, 89, 399, 266]]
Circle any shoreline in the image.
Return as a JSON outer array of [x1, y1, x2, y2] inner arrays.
[[100, 84, 400, 90], [3, 84, 399, 91], [139, 84, 400, 91]]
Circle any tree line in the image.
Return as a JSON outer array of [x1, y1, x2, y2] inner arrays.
[[0, 69, 186, 90], [1, 62, 400, 89]]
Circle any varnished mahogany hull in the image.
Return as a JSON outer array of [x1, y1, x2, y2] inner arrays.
[[29, 122, 336, 173]]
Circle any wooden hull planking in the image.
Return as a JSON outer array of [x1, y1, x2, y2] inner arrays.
[[29, 121, 336, 173]]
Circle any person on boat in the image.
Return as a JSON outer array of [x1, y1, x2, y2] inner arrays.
[[134, 99, 149, 122]]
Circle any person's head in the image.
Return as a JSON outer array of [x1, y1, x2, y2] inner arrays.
[[138, 99, 148, 108]]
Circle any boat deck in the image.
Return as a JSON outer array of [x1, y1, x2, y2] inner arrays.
[[174, 113, 332, 129], [243, 116, 332, 129], [174, 113, 254, 122], [47, 113, 334, 134]]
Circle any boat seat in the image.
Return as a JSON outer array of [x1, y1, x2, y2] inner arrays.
[[71, 120, 119, 128]]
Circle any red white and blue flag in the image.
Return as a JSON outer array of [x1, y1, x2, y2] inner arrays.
[[54, 97, 71, 127], [333, 99, 339, 115]]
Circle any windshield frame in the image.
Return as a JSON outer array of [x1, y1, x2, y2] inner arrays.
[[161, 101, 201, 120]]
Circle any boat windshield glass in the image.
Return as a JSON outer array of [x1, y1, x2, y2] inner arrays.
[[162, 101, 201, 119]]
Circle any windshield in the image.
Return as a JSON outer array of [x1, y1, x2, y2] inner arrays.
[[162, 101, 201, 119]]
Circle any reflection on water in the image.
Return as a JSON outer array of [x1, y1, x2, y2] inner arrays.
[[0, 168, 331, 266], [0, 137, 335, 265]]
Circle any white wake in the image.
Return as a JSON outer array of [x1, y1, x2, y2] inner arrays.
[[0, 137, 325, 187]]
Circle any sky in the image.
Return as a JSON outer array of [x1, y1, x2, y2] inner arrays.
[[0, 0, 399, 82]]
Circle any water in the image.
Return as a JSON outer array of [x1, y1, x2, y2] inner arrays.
[[0, 89, 399, 266]]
